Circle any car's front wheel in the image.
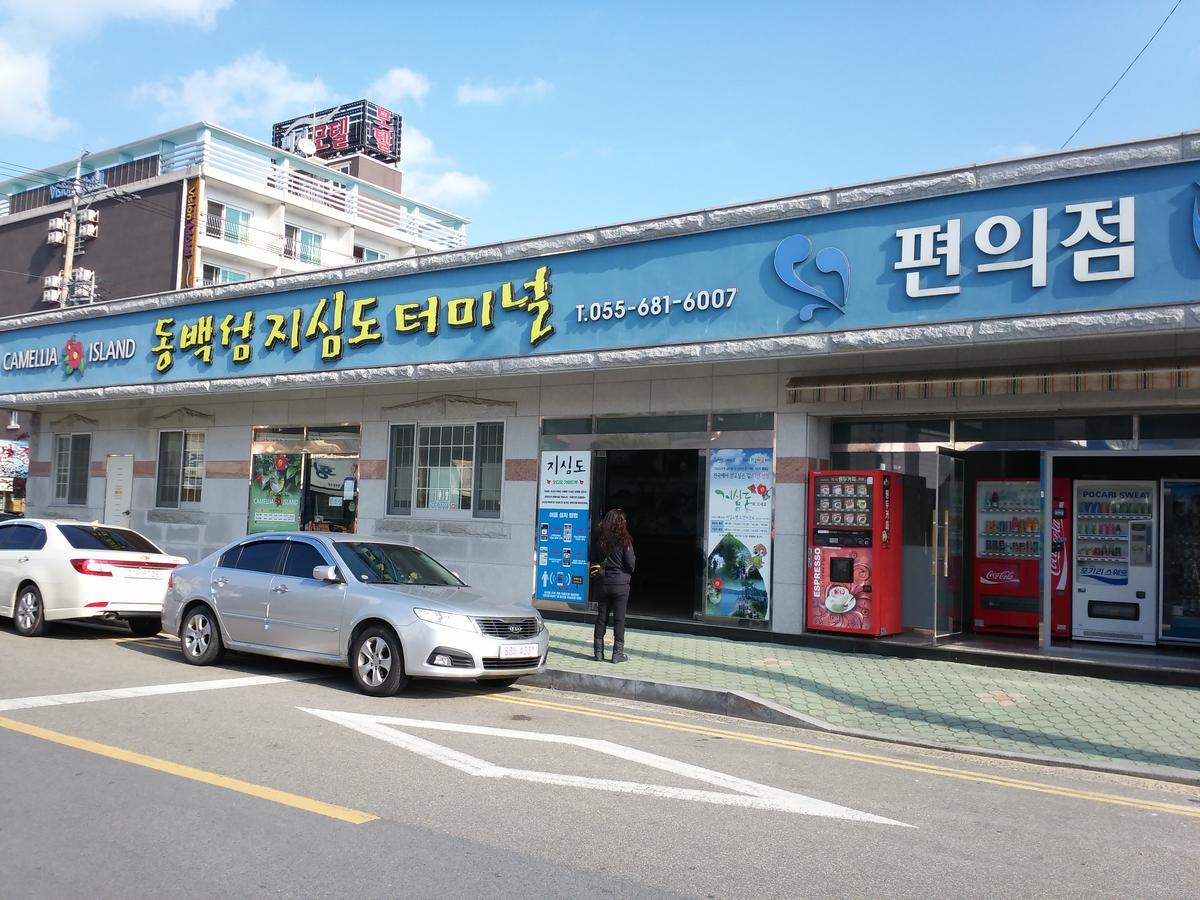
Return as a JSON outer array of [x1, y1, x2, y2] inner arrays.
[[350, 626, 409, 697], [180, 604, 225, 665], [13, 584, 46, 637], [127, 617, 162, 638]]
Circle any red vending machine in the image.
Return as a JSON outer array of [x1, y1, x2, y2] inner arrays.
[[807, 470, 904, 637], [972, 477, 1072, 635]]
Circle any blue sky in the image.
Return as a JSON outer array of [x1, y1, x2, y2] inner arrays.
[[0, 1, 1195, 245]]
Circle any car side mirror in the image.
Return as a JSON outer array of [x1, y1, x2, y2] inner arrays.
[[313, 565, 342, 583]]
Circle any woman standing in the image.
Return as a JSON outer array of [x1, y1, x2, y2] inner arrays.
[[592, 508, 635, 663]]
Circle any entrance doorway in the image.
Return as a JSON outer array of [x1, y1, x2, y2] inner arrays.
[[601, 449, 704, 620]]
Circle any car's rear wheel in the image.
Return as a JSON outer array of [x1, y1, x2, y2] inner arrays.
[[350, 626, 409, 697], [127, 617, 162, 637], [13, 584, 46, 637], [180, 605, 224, 665]]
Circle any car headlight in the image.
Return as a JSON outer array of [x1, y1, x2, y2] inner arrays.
[[413, 608, 476, 632]]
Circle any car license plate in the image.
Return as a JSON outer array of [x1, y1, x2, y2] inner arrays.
[[122, 568, 166, 580], [498, 643, 539, 660]]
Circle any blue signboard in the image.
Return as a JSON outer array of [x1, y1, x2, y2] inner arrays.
[[535, 451, 591, 604], [3, 162, 1200, 396]]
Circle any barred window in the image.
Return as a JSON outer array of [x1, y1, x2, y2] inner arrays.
[[388, 421, 504, 518]]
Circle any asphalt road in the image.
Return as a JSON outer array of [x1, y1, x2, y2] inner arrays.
[[0, 622, 1197, 899]]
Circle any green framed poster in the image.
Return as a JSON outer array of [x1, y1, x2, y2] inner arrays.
[[248, 452, 303, 533]]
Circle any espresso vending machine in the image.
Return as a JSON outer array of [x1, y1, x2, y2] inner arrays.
[[1073, 480, 1157, 644], [807, 470, 904, 637]]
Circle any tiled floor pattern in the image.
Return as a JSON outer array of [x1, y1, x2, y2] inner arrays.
[[549, 621, 1200, 773]]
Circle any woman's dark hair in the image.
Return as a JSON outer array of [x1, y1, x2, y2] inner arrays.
[[597, 508, 631, 548]]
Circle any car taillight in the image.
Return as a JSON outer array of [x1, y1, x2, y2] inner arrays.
[[167, 572, 175, 589], [70, 558, 115, 577]]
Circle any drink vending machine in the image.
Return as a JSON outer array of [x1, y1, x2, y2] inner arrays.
[[807, 470, 904, 637], [1073, 480, 1157, 644], [973, 478, 1072, 635], [1159, 480, 1200, 644]]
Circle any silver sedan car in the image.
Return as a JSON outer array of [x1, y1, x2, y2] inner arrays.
[[161, 533, 548, 696]]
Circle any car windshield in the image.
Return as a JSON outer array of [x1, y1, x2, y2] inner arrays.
[[334, 542, 464, 587], [58, 525, 162, 553]]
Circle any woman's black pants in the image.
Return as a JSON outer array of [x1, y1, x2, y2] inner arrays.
[[593, 583, 629, 645]]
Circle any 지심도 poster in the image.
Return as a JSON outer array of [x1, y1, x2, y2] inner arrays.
[[248, 452, 303, 533], [535, 450, 591, 603], [705, 449, 773, 620]]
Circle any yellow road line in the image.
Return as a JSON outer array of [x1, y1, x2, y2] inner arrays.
[[0, 714, 377, 825], [474, 691, 1200, 820]]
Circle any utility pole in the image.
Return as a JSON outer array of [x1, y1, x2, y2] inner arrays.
[[59, 150, 89, 305]]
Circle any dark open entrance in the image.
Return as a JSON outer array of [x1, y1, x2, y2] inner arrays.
[[601, 449, 704, 620]]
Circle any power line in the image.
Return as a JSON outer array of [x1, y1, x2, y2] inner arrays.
[[1059, 0, 1185, 149]]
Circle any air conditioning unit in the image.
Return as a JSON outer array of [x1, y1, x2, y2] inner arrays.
[[80, 209, 99, 224], [46, 228, 66, 246], [48, 217, 66, 231], [43, 274, 62, 290], [79, 221, 99, 239], [41, 288, 63, 305]]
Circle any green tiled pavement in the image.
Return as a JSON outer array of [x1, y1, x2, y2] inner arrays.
[[545, 621, 1200, 775]]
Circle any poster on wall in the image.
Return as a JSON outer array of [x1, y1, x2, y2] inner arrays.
[[535, 450, 591, 604], [705, 449, 774, 620], [248, 453, 303, 533]]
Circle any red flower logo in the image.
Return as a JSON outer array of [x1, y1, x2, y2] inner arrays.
[[275, 454, 287, 471], [63, 336, 85, 376], [713, 579, 723, 590]]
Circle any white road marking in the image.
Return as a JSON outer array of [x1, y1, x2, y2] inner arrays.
[[0, 674, 320, 712], [301, 707, 911, 826]]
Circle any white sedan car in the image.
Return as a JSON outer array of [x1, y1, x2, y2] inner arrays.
[[0, 519, 187, 637]]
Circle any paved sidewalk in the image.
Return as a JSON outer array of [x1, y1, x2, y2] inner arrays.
[[543, 621, 1200, 776]]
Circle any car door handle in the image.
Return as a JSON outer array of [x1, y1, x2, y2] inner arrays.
[[212, 577, 228, 587], [271, 585, 289, 594], [17, 556, 29, 563]]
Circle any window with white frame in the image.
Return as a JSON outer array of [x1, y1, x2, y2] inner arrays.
[[284, 223, 323, 265], [387, 422, 504, 519], [156, 431, 206, 508], [206, 200, 252, 244], [53, 433, 91, 505], [6, 410, 18, 430], [202, 264, 248, 285], [354, 245, 387, 263]]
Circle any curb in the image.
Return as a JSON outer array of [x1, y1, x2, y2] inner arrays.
[[524, 667, 1200, 788]]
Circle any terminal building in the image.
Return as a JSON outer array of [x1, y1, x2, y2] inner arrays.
[[3, 127, 1200, 659]]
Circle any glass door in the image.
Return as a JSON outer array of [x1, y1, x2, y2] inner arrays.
[[933, 449, 966, 638]]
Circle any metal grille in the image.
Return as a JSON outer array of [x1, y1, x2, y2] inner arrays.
[[473, 617, 540, 639], [481, 657, 542, 670]]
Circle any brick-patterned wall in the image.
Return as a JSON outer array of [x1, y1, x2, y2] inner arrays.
[[505, 458, 537, 481]]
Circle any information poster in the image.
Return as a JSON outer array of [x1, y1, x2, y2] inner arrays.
[[248, 452, 303, 533], [705, 449, 773, 620], [536, 450, 591, 603]]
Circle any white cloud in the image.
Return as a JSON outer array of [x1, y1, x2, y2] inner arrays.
[[456, 78, 553, 106], [137, 53, 331, 125], [404, 170, 490, 205], [0, 0, 231, 35], [367, 67, 431, 107], [0, 37, 67, 138], [0, 0, 234, 139]]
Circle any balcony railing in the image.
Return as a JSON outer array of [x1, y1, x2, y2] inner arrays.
[[164, 139, 466, 251]]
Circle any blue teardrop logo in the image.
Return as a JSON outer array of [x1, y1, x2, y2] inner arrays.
[[1193, 182, 1200, 252], [774, 235, 850, 321]]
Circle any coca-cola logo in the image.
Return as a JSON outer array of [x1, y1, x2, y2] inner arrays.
[[981, 569, 1019, 585]]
